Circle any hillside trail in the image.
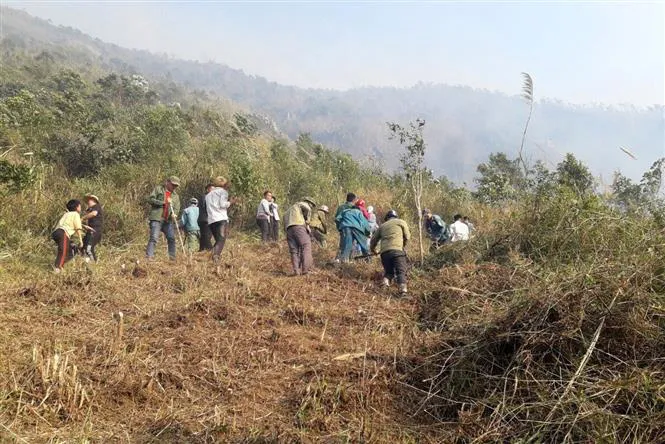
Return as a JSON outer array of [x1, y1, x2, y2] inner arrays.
[[0, 237, 446, 442]]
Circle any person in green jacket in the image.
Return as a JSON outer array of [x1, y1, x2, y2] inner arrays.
[[146, 176, 181, 260], [370, 209, 411, 294], [334, 192, 357, 261], [310, 205, 329, 248]]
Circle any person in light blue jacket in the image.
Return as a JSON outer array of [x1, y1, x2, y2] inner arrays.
[[180, 197, 200, 253], [335, 205, 371, 262]]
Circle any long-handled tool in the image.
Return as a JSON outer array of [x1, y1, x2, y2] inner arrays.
[[169, 206, 187, 258]]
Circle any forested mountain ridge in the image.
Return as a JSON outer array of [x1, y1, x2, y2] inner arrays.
[[1, 6, 663, 183]]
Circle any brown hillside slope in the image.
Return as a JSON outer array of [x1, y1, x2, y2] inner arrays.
[[0, 238, 446, 443]]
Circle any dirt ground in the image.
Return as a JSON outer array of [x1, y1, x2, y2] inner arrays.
[[0, 237, 448, 443]]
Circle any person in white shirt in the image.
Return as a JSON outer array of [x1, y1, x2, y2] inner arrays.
[[463, 216, 475, 236], [270, 197, 280, 242], [367, 205, 379, 250], [206, 176, 238, 262], [256, 190, 273, 243], [450, 214, 470, 242]]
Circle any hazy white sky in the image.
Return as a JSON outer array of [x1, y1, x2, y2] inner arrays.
[[5, 1, 665, 105]]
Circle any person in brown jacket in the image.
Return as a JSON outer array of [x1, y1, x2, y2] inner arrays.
[[309, 205, 329, 247], [283, 197, 316, 276]]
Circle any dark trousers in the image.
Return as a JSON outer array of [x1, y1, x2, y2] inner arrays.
[[286, 225, 313, 275], [52, 228, 74, 269], [199, 219, 213, 251], [270, 218, 279, 242], [83, 231, 102, 262], [257, 217, 271, 243], [210, 220, 228, 261], [381, 250, 408, 284], [336, 230, 344, 259]]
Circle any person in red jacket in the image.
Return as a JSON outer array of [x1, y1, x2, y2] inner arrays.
[[356, 199, 370, 220]]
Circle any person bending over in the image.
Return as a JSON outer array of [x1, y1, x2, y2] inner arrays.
[[284, 197, 317, 275], [52, 199, 90, 272], [370, 209, 411, 295]]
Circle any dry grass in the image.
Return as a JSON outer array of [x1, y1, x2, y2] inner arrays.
[[394, 200, 665, 443], [1, 195, 663, 442], [0, 236, 442, 442]]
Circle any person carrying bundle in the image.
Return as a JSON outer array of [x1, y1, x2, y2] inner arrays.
[[370, 209, 411, 294]]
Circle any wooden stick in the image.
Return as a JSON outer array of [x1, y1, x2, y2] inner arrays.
[[114, 311, 124, 342], [170, 209, 187, 258]]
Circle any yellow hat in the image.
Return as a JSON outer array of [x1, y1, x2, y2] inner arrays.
[[85, 194, 100, 203]]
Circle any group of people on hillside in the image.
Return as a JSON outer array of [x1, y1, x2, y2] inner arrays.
[[51, 177, 471, 295], [423, 208, 474, 249], [278, 194, 411, 293], [256, 190, 281, 243], [143, 176, 239, 263]]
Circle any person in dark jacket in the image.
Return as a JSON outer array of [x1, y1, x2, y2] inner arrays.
[[146, 176, 181, 260], [81, 194, 103, 262], [423, 208, 449, 249], [336, 203, 371, 262], [198, 183, 214, 251]]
